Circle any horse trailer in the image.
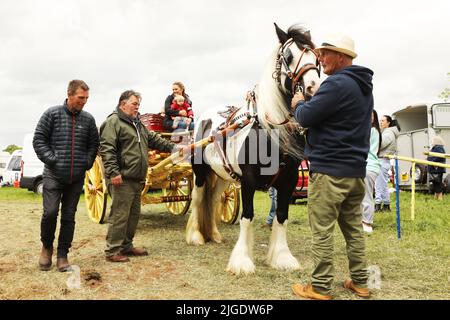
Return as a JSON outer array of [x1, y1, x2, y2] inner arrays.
[[393, 103, 450, 192]]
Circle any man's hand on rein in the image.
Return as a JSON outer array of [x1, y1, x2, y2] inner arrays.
[[291, 91, 305, 111]]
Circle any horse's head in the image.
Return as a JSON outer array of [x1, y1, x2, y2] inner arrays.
[[254, 24, 321, 162], [273, 23, 321, 100]]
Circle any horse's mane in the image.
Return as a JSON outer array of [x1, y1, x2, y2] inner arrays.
[[287, 24, 315, 50], [256, 26, 313, 162]]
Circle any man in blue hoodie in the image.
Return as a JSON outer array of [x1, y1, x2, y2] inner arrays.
[[290, 34, 373, 300]]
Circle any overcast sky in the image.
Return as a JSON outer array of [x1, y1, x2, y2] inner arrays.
[[1, 0, 449, 149]]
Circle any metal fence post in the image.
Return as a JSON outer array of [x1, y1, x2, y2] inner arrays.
[[395, 158, 401, 240]]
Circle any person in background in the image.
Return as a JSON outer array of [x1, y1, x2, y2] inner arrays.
[[374, 115, 400, 212], [170, 94, 194, 130], [33, 79, 99, 272], [290, 34, 373, 300], [427, 135, 446, 201], [100, 90, 177, 263], [163, 82, 193, 131], [361, 110, 382, 233], [263, 187, 277, 228]]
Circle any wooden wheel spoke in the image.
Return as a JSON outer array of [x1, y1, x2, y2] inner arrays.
[[84, 156, 107, 224], [220, 184, 240, 224], [163, 179, 192, 215]]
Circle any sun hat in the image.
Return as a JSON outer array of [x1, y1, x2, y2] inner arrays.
[[432, 135, 445, 146], [315, 34, 357, 59]]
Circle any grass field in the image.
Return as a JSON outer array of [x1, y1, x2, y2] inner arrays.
[[0, 186, 449, 300]]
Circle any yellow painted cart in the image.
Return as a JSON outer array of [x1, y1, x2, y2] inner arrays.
[[84, 130, 240, 225]]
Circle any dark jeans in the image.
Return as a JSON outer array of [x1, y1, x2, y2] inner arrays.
[[429, 173, 443, 193], [163, 119, 194, 131], [41, 172, 83, 258]]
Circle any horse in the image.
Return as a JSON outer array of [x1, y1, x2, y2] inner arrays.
[[186, 23, 321, 275]]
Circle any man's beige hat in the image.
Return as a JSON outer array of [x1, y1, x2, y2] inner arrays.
[[315, 34, 357, 59], [432, 135, 445, 146]]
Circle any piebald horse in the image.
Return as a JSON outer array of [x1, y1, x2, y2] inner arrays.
[[186, 24, 321, 274]]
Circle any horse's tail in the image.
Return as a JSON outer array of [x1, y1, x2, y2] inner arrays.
[[199, 172, 220, 241], [186, 169, 220, 245]]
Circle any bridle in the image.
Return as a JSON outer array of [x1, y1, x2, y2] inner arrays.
[[273, 38, 321, 98], [266, 38, 321, 126]]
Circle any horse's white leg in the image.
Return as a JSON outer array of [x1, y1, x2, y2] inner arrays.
[[186, 184, 205, 245], [266, 219, 300, 270], [226, 217, 255, 275]]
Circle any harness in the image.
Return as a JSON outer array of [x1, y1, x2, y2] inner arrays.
[[211, 105, 289, 188], [266, 38, 321, 127], [273, 38, 321, 96]]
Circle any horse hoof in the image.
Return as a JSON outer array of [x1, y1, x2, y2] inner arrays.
[[226, 258, 255, 275], [268, 254, 300, 271], [274, 262, 300, 271], [211, 233, 222, 244], [186, 231, 205, 246], [226, 264, 256, 275]]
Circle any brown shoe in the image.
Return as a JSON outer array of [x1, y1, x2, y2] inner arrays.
[[343, 279, 370, 298], [106, 254, 130, 263], [121, 247, 148, 256], [56, 257, 71, 272], [38, 246, 53, 271], [292, 283, 333, 300]]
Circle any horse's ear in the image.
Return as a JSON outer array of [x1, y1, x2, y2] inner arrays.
[[304, 30, 311, 40], [274, 22, 289, 44]]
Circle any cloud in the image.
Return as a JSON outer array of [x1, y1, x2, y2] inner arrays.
[[1, 0, 449, 149]]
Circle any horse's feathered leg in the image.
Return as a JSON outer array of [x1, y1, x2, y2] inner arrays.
[[226, 177, 256, 275], [186, 164, 209, 245], [266, 219, 300, 270], [226, 217, 255, 275], [186, 186, 206, 245], [266, 160, 300, 270]]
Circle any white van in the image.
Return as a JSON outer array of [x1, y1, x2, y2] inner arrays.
[[393, 102, 450, 192], [0, 151, 11, 183], [2, 150, 22, 186], [20, 133, 45, 194]]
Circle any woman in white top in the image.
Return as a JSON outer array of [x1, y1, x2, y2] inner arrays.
[[361, 110, 381, 233], [374, 115, 400, 212]]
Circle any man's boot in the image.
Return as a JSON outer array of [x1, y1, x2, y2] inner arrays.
[[374, 203, 382, 212], [57, 257, 71, 272], [382, 204, 391, 212], [38, 246, 53, 271]]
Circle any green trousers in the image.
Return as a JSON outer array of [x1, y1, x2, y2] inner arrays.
[[307, 173, 368, 295], [105, 180, 143, 256]]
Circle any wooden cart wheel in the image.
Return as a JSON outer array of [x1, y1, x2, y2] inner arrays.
[[84, 156, 108, 224], [162, 178, 192, 215], [221, 183, 240, 224]]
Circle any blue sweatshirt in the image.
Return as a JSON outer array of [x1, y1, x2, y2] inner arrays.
[[427, 145, 446, 174], [294, 65, 374, 178]]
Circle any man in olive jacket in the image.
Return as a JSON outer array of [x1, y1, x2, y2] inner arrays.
[[100, 90, 176, 262], [33, 79, 99, 272]]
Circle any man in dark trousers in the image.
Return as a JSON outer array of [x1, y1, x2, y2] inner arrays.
[[33, 79, 99, 272], [290, 34, 373, 299]]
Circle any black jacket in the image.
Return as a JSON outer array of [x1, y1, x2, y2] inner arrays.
[[33, 100, 99, 183]]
